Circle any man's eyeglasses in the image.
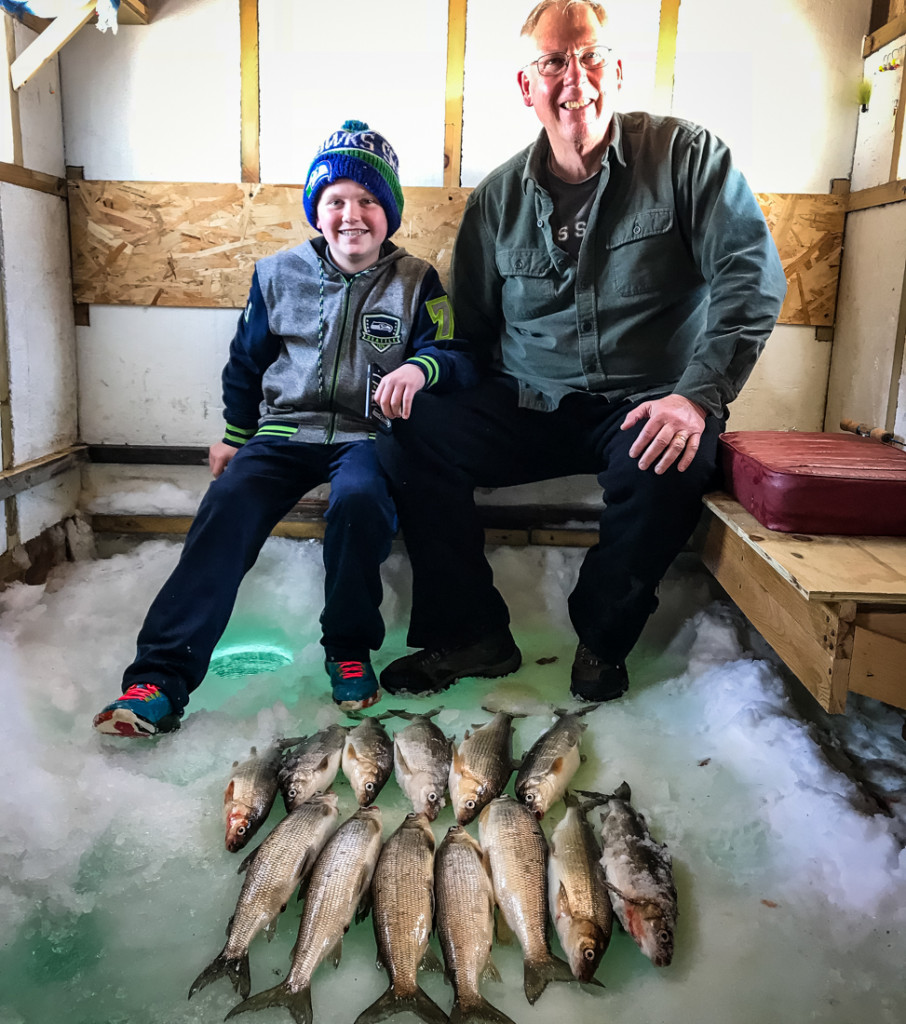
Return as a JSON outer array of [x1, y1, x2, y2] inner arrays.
[[525, 46, 611, 77]]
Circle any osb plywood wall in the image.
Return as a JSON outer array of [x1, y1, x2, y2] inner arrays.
[[69, 181, 844, 326]]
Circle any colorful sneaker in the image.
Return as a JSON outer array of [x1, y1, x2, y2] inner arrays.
[[325, 660, 381, 711], [92, 683, 181, 737]]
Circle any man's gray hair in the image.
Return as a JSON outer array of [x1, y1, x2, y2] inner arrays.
[[520, 0, 608, 36]]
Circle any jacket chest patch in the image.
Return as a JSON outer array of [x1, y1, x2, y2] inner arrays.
[[361, 313, 402, 353]]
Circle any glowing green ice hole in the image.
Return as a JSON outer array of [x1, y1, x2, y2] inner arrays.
[[207, 642, 295, 679]]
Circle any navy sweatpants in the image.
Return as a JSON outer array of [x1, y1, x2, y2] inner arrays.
[[122, 436, 396, 713], [376, 378, 724, 663]]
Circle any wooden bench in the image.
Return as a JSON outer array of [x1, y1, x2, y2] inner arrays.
[[697, 492, 906, 715]]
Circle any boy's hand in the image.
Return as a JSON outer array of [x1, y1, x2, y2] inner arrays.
[[374, 363, 426, 420], [209, 441, 238, 478]]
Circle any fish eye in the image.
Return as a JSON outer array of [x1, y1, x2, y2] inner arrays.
[[659, 930, 671, 942], [583, 948, 595, 960], [288, 787, 297, 798], [427, 792, 438, 803], [365, 782, 375, 792], [524, 793, 535, 803], [237, 825, 246, 835], [465, 800, 475, 810]]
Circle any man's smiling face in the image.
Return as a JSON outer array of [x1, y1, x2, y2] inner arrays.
[[517, 3, 622, 155]]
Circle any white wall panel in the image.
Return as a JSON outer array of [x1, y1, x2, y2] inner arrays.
[[259, 0, 448, 187], [851, 37, 904, 192], [825, 202, 906, 433], [58, 0, 240, 181], [13, 20, 66, 178], [77, 305, 237, 445], [672, 0, 870, 192], [1, 184, 77, 464], [16, 468, 79, 543], [729, 325, 831, 432]]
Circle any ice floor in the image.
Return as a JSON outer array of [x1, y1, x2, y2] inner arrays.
[[1, 536, 905, 1024]]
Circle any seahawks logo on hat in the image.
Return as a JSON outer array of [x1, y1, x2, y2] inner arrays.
[[361, 314, 402, 353], [305, 161, 331, 199]]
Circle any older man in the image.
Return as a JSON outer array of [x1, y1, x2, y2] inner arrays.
[[376, 0, 786, 702]]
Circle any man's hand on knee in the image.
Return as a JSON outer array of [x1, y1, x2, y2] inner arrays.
[[621, 394, 707, 474]]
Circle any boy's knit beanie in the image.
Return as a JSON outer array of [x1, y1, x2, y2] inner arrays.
[[303, 119, 404, 237]]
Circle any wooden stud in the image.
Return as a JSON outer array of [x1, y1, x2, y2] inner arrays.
[[0, 446, 88, 502], [119, 1, 152, 25], [0, 160, 67, 197], [239, 0, 260, 184], [847, 178, 906, 211], [654, 0, 681, 112], [3, 15, 23, 167], [10, 1, 96, 92], [443, 0, 467, 188], [863, 13, 906, 58], [891, 56, 906, 187]]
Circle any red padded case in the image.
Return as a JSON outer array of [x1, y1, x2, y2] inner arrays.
[[719, 430, 906, 536]]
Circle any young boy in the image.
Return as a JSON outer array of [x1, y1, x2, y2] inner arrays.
[[93, 119, 477, 736]]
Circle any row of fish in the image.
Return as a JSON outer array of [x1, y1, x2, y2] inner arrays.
[[224, 707, 597, 854], [191, 785, 678, 1024]]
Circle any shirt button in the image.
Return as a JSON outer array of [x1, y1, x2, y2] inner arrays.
[[537, 219, 543, 227], [633, 224, 641, 235], [581, 321, 592, 332], [514, 259, 523, 269]]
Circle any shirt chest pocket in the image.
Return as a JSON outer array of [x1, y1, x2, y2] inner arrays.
[[497, 249, 558, 322], [606, 208, 693, 297]]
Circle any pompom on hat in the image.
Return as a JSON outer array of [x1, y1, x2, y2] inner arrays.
[[303, 119, 404, 237]]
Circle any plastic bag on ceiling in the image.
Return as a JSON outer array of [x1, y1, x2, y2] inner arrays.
[[1, 1, 120, 33]]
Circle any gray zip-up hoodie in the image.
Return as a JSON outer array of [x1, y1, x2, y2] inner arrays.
[[222, 237, 477, 446]]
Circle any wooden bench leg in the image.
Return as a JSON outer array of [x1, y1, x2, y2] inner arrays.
[[699, 514, 856, 714]]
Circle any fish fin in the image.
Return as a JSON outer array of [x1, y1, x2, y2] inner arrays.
[[236, 848, 258, 875], [419, 944, 444, 973], [549, 755, 564, 774], [353, 985, 449, 1024], [451, 746, 464, 774], [225, 980, 312, 1024], [387, 708, 416, 720], [264, 918, 279, 942], [328, 936, 343, 969], [449, 994, 516, 1024], [345, 742, 360, 762], [225, 913, 235, 938], [277, 735, 308, 749], [574, 788, 611, 813], [554, 881, 572, 919], [581, 975, 606, 991], [224, 780, 235, 802], [523, 953, 574, 1005], [562, 790, 579, 809], [188, 949, 251, 1002], [481, 954, 502, 984], [394, 743, 411, 775], [493, 908, 514, 946]]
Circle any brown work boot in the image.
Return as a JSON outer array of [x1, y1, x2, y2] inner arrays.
[[380, 630, 522, 696], [570, 643, 629, 703]]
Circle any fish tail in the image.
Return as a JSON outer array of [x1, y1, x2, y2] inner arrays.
[[225, 980, 312, 1024], [449, 994, 517, 1024], [354, 985, 449, 1024], [187, 950, 250, 1001], [523, 953, 574, 1005]]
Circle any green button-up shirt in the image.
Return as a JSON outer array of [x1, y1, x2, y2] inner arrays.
[[449, 112, 788, 418]]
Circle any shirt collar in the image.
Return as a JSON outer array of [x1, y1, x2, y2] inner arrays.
[[522, 111, 627, 192]]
